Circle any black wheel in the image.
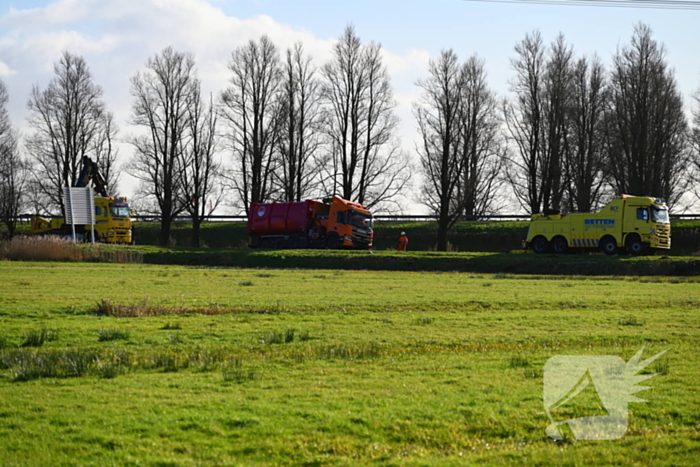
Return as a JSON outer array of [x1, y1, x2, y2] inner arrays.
[[600, 237, 617, 256], [286, 236, 299, 249], [325, 233, 340, 249], [551, 236, 568, 255], [626, 236, 644, 256], [273, 237, 284, 249], [531, 236, 549, 254], [259, 238, 271, 249]]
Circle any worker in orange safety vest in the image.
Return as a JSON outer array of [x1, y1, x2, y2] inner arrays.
[[398, 232, 408, 251]]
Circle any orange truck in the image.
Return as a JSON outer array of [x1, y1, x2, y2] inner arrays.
[[247, 196, 373, 249]]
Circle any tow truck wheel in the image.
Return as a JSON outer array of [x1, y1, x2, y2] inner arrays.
[[626, 236, 645, 256], [259, 238, 271, 249], [600, 236, 618, 256], [551, 236, 568, 254], [531, 236, 549, 254]]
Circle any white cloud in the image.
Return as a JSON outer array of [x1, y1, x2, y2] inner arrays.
[[0, 0, 432, 210], [1, 0, 90, 33], [0, 61, 16, 76]]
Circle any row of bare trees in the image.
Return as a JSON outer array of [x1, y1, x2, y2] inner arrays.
[[128, 26, 410, 245], [503, 24, 688, 217], [2, 23, 700, 249]]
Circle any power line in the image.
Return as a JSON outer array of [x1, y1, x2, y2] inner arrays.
[[462, 0, 700, 10]]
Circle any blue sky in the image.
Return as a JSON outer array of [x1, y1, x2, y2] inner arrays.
[[1, 0, 698, 211]]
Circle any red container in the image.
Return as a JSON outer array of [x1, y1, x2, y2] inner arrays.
[[247, 201, 314, 236]]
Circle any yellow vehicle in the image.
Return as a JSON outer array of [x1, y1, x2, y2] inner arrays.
[[31, 156, 133, 244], [524, 195, 670, 256], [31, 196, 132, 243]]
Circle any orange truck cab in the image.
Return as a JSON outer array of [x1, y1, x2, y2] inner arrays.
[[247, 196, 373, 249]]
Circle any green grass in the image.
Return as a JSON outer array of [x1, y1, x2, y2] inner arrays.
[[0, 262, 698, 465], [83, 245, 699, 277]]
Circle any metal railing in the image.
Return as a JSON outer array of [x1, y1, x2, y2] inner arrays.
[[15, 212, 700, 223]]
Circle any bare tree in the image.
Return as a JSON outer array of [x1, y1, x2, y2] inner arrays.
[[129, 46, 198, 246], [181, 92, 221, 247], [504, 32, 576, 215], [605, 24, 688, 206], [220, 35, 282, 213], [565, 55, 608, 212], [540, 34, 574, 211], [275, 43, 323, 202], [415, 50, 468, 251], [690, 89, 700, 201], [503, 31, 547, 215], [91, 111, 120, 194], [0, 79, 27, 238], [320, 25, 410, 209], [456, 55, 505, 218], [25, 51, 116, 217], [416, 51, 504, 251]]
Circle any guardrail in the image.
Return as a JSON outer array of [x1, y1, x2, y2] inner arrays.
[[131, 213, 700, 222], [129, 214, 533, 222], [15, 213, 700, 223]]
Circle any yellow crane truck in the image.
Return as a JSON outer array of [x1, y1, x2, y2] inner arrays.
[[524, 195, 670, 256], [31, 157, 133, 244]]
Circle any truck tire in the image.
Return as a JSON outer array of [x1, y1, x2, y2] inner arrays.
[[551, 236, 568, 254], [531, 236, 549, 254], [626, 235, 645, 256], [325, 233, 340, 249], [259, 238, 271, 249], [286, 236, 299, 249], [600, 236, 618, 256]]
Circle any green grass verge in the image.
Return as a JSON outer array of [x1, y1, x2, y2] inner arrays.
[[102, 246, 700, 276], [0, 262, 698, 465]]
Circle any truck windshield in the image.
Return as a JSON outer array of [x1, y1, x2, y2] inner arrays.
[[651, 206, 669, 223], [110, 205, 130, 218], [349, 210, 373, 229]]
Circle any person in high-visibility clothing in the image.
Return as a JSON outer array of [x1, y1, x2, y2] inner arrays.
[[398, 231, 408, 251]]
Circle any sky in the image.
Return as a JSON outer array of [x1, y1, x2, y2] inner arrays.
[[1, 0, 699, 213]]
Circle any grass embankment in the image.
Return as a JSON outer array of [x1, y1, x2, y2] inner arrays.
[[3, 235, 698, 276], [0, 262, 698, 465]]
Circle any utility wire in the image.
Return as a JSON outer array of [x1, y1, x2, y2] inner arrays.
[[463, 0, 700, 10]]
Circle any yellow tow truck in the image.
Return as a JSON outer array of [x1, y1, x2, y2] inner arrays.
[[523, 195, 670, 256], [31, 157, 133, 243]]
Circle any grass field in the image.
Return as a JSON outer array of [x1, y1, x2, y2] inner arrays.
[[0, 261, 698, 466]]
